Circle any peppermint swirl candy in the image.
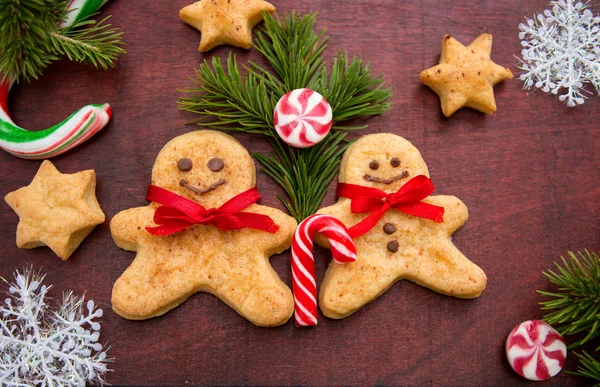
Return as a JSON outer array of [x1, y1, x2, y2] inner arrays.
[[505, 320, 567, 381], [274, 88, 332, 148]]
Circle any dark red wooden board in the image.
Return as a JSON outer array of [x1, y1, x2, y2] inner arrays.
[[1, 0, 598, 385]]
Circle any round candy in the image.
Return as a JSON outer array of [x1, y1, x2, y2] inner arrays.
[[274, 88, 332, 148], [506, 320, 567, 381]]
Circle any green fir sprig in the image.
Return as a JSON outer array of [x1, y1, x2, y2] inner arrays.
[[538, 250, 600, 385], [0, 0, 125, 83], [179, 11, 392, 221]]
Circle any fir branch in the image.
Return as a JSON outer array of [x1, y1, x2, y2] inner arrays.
[[178, 11, 391, 221], [0, 0, 125, 83], [539, 250, 600, 385], [0, 0, 66, 82], [316, 51, 392, 128], [255, 131, 350, 220], [49, 15, 125, 70], [253, 11, 328, 91], [179, 54, 276, 136], [538, 250, 600, 347]]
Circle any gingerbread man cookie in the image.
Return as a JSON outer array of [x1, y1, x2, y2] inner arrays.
[[111, 130, 296, 326], [316, 133, 487, 319]]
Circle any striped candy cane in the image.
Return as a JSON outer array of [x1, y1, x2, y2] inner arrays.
[[0, 0, 113, 159], [292, 214, 357, 327]]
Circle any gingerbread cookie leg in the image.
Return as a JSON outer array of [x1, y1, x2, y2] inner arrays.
[[319, 258, 398, 319], [404, 242, 487, 298], [209, 257, 293, 327], [112, 253, 201, 320]]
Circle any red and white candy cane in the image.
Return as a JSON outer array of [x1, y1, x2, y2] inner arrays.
[[506, 320, 567, 381], [291, 214, 357, 327], [274, 88, 332, 148], [0, 0, 113, 159]]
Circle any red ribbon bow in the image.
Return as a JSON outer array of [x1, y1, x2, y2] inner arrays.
[[337, 175, 445, 238], [145, 185, 280, 236]]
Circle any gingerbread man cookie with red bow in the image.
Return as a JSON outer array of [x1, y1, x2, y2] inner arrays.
[[110, 130, 296, 326], [316, 133, 487, 319]]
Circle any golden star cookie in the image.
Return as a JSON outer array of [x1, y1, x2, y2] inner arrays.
[[180, 0, 276, 52], [420, 34, 512, 117], [110, 130, 296, 326], [316, 133, 487, 319], [4, 160, 105, 260]]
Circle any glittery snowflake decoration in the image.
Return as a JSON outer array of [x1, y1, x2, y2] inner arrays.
[[0, 268, 110, 386], [518, 0, 600, 106]]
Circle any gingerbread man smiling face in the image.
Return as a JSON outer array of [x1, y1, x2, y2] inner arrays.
[[316, 133, 487, 319], [111, 130, 296, 326]]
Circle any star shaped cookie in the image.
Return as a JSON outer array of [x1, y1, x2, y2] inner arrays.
[[316, 133, 487, 319], [111, 131, 296, 326], [180, 0, 276, 52], [420, 34, 512, 117], [4, 160, 105, 260]]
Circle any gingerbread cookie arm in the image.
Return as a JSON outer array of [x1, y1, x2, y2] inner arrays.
[[110, 206, 155, 251], [242, 204, 298, 254], [423, 195, 469, 233]]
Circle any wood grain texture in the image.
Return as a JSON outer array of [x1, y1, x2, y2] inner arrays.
[[1, 0, 598, 385]]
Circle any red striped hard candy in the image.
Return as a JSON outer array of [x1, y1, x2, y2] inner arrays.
[[505, 320, 567, 381], [274, 88, 332, 148]]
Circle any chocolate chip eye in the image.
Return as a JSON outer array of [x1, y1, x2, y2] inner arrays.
[[177, 158, 193, 172], [390, 157, 401, 168], [208, 158, 224, 172], [369, 160, 379, 170]]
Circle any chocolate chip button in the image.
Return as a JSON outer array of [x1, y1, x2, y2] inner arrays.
[[390, 157, 401, 167], [177, 158, 193, 172], [208, 158, 224, 172], [369, 160, 379, 170], [383, 223, 396, 234], [387, 240, 399, 253]]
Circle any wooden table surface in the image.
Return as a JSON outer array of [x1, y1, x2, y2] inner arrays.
[[1, 0, 598, 385]]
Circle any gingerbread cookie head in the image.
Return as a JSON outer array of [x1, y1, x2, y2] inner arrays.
[[151, 130, 256, 208], [339, 133, 429, 193]]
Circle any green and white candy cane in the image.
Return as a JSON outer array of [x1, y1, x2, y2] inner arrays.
[[0, 0, 112, 160]]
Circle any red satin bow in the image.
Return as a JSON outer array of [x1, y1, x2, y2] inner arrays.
[[145, 185, 279, 236], [337, 175, 445, 238]]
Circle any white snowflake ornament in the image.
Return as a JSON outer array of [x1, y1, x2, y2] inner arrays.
[[518, 0, 600, 106], [0, 268, 110, 387]]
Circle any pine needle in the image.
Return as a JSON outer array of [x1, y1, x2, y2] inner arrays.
[[178, 11, 391, 221]]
